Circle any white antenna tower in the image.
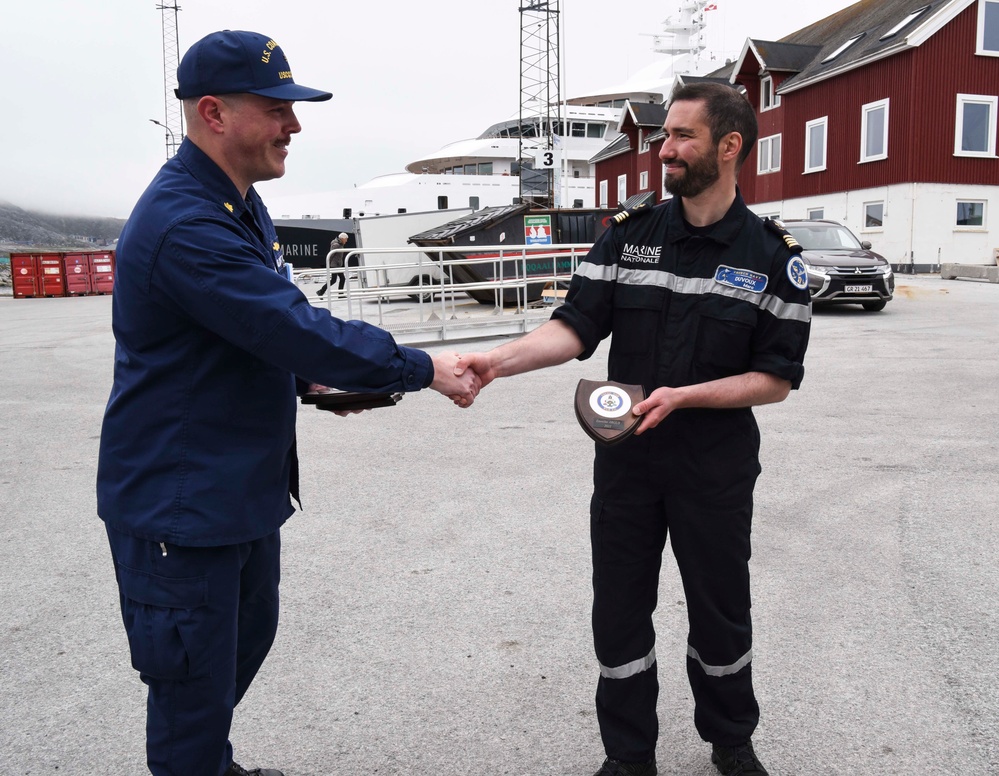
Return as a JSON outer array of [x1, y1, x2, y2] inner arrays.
[[154, 2, 185, 160]]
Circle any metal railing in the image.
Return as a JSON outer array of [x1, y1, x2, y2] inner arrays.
[[292, 243, 592, 344]]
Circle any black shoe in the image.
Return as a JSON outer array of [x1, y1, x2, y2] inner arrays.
[[593, 757, 657, 776], [225, 762, 284, 776], [711, 740, 769, 776]]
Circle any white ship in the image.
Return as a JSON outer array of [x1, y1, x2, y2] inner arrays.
[[270, 1, 718, 221]]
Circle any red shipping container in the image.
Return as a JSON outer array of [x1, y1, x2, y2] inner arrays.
[[11, 253, 41, 298], [36, 254, 66, 297], [63, 253, 93, 296], [89, 251, 115, 294]]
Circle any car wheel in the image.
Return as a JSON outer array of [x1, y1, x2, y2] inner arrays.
[[408, 275, 434, 303], [862, 300, 887, 312]]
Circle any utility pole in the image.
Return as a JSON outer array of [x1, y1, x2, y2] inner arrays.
[[518, 1, 561, 209], [155, 2, 184, 159]]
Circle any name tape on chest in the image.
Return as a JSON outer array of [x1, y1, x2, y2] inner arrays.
[[714, 265, 768, 294]]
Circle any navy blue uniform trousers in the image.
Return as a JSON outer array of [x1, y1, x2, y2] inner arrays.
[[590, 416, 761, 762], [105, 525, 281, 776]]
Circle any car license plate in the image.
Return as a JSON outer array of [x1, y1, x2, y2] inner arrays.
[[845, 284, 873, 293]]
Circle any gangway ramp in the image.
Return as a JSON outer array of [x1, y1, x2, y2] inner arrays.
[[293, 243, 591, 345]]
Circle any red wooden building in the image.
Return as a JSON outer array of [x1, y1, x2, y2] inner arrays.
[[595, 0, 999, 269], [591, 102, 667, 209]]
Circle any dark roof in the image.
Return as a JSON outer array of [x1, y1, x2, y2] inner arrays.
[[628, 102, 667, 127], [622, 191, 657, 209], [408, 205, 527, 244], [589, 133, 631, 165], [737, 0, 961, 92], [747, 40, 822, 72]]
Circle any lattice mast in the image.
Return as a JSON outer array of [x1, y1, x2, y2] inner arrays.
[[518, 1, 561, 209], [156, 2, 185, 159]]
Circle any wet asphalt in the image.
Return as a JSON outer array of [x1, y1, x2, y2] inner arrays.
[[1, 274, 998, 775]]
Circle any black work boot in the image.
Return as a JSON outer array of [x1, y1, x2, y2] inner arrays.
[[224, 762, 284, 776], [593, 757, 657, 776], [711, 740, 770, 776]]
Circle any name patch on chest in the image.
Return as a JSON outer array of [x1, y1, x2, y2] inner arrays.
[[714, 265, 768, 294]]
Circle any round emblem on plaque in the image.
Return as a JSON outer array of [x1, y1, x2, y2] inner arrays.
[[589, 386, 632, 419]]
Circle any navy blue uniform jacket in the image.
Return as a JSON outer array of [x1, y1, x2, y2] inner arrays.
[[97, 139, 433, 546]]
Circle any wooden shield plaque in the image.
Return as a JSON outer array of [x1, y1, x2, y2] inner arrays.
[[574, 379, 646, 446]]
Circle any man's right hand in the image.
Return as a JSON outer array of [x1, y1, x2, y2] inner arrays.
[[453, 352, 497, 390], [430, 352, 481, 407]]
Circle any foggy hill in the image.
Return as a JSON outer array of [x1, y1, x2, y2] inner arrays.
[[0, 201, 125, 254]]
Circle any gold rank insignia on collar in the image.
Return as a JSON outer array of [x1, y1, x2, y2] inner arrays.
[[764, 217, 803, 253], [223, 202, 234, 213], [611, 202, 652, 225]]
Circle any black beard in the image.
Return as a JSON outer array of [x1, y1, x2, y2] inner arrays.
[[663, 151, 720, 198]]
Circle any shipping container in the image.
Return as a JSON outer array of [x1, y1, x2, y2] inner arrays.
[[62, 253, 93, 296], [37, 254, 66, 297], [89, 251, 115, 294], [10, 254, 41, 298]]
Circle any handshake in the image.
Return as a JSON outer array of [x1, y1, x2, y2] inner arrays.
[[429, 350, 495, 408]]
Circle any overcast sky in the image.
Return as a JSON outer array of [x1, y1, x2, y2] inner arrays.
[[4, 0, 851, 219]]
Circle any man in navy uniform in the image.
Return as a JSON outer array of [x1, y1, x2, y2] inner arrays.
[[455, 83, 811, 776], [97, 30, 478, 776]]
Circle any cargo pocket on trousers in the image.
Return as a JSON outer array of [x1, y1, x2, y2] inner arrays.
[[116, 564, 211, 681]]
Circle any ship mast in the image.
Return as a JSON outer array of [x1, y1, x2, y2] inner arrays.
[[648, 0, 712, 77], [518, 1, 561, 209]]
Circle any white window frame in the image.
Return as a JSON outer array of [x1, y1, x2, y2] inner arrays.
[[757, 134, 782, 174], [617, 174, 628, 206], [955, 94, 998, 156], [639, 130, 651, 154], [599, 179, 609, 209], [639, 170, 649, 190], [807, 207, 825, 220], [760, 75, 780, 112], [977, 0, 999, 56], [861, 98, 890, 162], [863, 201, 885, 231], [805, 117, 828, 173], [956, 199, 987, 229]]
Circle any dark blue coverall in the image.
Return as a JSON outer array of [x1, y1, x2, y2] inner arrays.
[[97, 139, 434, 775], [551, 193, 811, 762]]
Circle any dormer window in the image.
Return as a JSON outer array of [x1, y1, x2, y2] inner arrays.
[[978, 0, 999, 55], [879, 5, 930, 40], [760, 75, 780, 111], [821, 33, 865, 64]]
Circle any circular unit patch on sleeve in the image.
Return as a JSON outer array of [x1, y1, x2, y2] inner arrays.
[[787, 255, 809, 290]]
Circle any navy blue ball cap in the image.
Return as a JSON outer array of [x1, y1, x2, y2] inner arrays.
[[175, 30, 332, 102]]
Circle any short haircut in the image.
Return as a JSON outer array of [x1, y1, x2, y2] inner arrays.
[[668, 82, 758, 167]]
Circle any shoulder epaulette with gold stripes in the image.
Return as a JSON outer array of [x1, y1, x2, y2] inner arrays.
[[611, 202, 654, 226], [764, 217, 803, 254]]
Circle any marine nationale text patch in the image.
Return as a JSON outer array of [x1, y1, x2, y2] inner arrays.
[[714, 265, 768, 294]]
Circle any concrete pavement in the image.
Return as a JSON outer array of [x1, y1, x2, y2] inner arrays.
[[1, 276, 997, 775]]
